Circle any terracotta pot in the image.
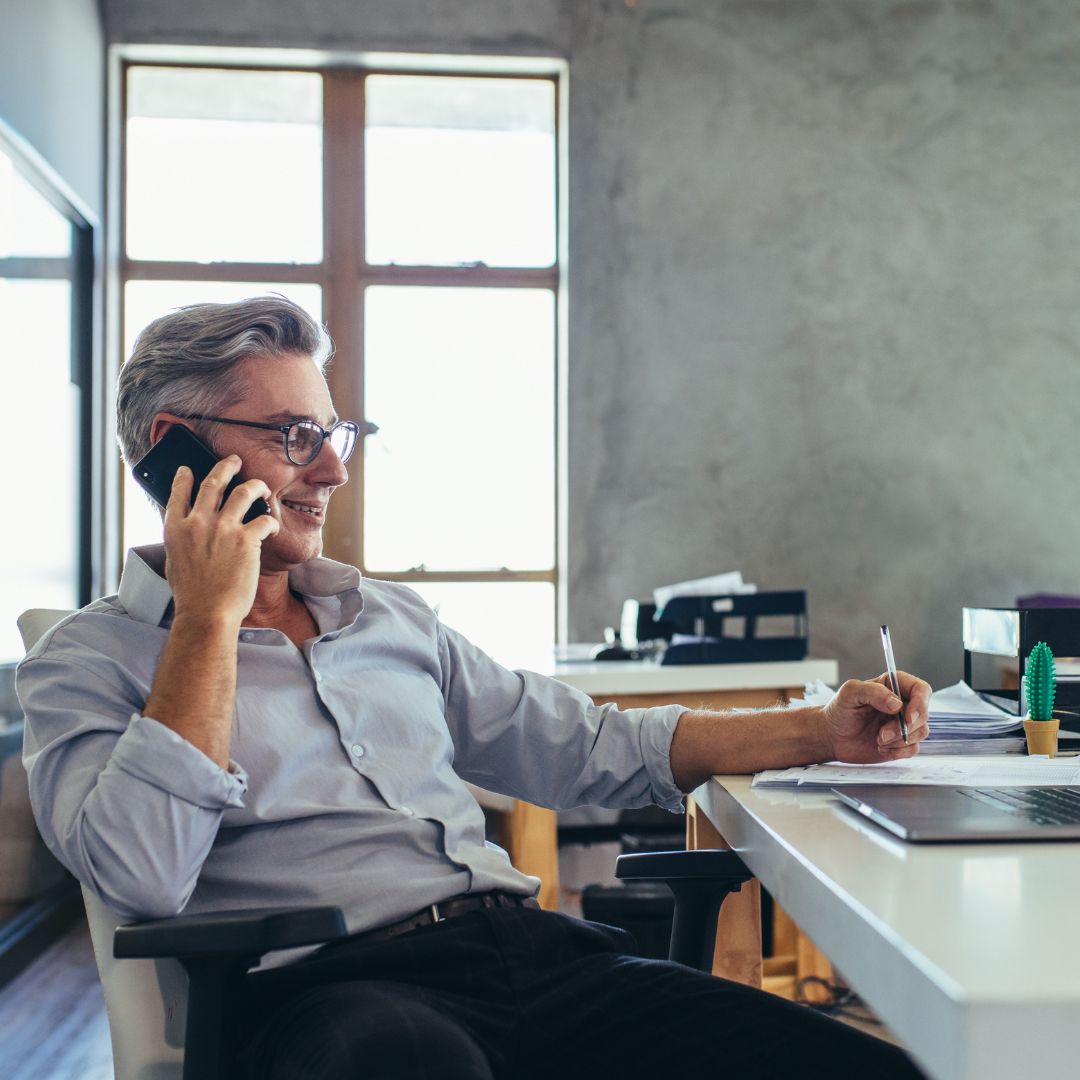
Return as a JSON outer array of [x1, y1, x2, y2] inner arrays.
[[1023, 717, 1059, 757]]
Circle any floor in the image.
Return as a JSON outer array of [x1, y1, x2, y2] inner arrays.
[[0, 917, 112, 1080]]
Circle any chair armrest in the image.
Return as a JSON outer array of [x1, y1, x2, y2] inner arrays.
[[615, 849, 752, 883], [114, 906, 347, 1080], [113, 905, 347, 959], [616, 851, 754, 970]]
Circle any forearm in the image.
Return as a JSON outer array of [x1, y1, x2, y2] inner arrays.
[[143, 612, 241, 769], [66, 737, 230, 918], [669, 705, 830, 791]]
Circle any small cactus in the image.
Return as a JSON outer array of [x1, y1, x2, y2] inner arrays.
[[1026, 641, 1057, 722]]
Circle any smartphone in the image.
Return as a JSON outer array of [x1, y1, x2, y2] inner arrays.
[[132, 424, 271, 524]]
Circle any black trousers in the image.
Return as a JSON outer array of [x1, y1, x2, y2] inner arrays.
[[233, 906, 926, 1080]]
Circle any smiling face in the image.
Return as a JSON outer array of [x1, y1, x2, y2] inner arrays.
[[188, 351, 349, 572]]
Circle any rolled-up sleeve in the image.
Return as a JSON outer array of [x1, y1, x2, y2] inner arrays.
[[18, 649, 246, 919], [437, 624, 688, 813]]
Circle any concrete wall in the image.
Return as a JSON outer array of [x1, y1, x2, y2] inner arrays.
[[0, 0, 105, 217], [104, 0, 1080, 689]]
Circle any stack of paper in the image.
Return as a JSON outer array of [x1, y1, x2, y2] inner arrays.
[[919, 681, 1025, 754], [920, 733, 1028, 755], [793, 679, 1026, 755], [923, 682, 1021, 734]]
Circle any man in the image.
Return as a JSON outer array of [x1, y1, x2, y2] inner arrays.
[[18, 296, 931, 1079]]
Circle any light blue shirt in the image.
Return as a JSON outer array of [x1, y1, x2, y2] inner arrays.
[[17, 545, 687, 942]]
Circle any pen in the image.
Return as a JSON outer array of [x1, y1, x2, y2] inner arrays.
[[879, 624, 909, 743]]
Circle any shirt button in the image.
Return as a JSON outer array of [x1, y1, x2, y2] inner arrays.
[[400, 806, 414, 817], [351, 744, 365, 758], [241, 632, 255, 643]]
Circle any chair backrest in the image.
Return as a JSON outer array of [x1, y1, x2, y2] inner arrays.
[[82, 886, 185, 1080], [19, 608, 186, 1080]]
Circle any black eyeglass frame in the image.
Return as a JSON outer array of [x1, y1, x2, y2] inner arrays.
[[180, 414, 360, 466]]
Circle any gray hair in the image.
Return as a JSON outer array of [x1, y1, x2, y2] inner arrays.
[[116, 295, 333, 466]]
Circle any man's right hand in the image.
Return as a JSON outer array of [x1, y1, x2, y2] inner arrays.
[[163, 456, 280, 627]]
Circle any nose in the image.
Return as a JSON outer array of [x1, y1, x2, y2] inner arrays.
[[306, 438, 350, 487]]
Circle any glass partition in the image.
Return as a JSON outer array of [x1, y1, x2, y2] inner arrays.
[[0, 124, 94, 973]]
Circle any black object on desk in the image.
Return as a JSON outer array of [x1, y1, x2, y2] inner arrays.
[[964, 606, 1080, 719], [620, 591, 809, 665]]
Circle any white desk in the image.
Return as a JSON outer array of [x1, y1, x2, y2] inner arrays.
[[694, 775, 1080, 1080], [548, 658, 839, 700]]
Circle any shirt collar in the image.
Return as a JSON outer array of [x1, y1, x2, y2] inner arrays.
[[289, 554, 362, 598], [118, 545, 173, 627], [118, 544, 364, 628]]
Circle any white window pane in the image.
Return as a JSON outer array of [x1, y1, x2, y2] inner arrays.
[[123, 470, 170, 553], [407, 581, 555, 669], [121, 281, 324, 552], [126, 67, 322, 263], [364, 287, 555, 572], [0, 158, 71, 258], [366, 75, 555, 268], [0, 280, 77, 661]]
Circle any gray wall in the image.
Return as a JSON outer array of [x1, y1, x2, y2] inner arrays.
[[104, 0, 1080, 690], [0, 0, 105, 217]]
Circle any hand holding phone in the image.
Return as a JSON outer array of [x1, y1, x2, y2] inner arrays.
[[132, 425, 270, 522], [135, 426, 279, 627]]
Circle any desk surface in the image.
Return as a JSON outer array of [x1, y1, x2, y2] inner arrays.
[[548, 658, 838, 696], [695, 775, 1080, 1080]]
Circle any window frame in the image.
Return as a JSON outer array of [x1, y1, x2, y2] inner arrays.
[[116, 54, 566, 642]]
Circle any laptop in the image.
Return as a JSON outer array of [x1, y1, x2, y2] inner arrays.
[[831, 784, 1080, 842]]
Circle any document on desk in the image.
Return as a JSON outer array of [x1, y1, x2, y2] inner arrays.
[[752, 755, 1080, 788]]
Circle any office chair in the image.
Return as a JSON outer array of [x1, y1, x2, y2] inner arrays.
[[18, 608, 751, 1080]]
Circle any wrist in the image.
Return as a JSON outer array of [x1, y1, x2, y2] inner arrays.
[[811, 704, 836, 762], [170, 609, 243, 638]]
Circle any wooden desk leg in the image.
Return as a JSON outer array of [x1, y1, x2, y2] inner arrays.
[[507, 801, 560, 910], [764, 904, 833, 1001], [686, 799, 762, 988]]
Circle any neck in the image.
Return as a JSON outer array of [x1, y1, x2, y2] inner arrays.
[[245, 568, 297, 626]]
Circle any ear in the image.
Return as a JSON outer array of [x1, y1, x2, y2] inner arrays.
[[148, 412, 189, 448]]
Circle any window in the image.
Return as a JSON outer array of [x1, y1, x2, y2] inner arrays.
[[120, 61, 562, 665], [0, 126, 94, 662]]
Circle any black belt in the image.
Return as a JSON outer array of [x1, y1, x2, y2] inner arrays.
[[356, 891, 540, 945]]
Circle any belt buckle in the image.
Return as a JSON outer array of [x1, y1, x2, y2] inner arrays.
[[430, 903, 446, 923]]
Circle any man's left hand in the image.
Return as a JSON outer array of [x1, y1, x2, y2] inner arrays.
[[820, 672, 932, 763]]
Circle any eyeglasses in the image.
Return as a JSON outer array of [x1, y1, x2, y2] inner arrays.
[[181, 414, 360, 466]]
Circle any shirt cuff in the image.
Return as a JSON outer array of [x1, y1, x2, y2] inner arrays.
[[639, 703, 690, 812], [111, 713, 248, 810]]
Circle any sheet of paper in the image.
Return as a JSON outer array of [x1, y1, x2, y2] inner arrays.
[[795, 679, 837, 707], [752, 754, 1080, 788], [927, 681, 1014, 718]]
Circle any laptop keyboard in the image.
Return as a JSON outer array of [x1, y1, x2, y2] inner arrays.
[[963, 786, 1080, 826]]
